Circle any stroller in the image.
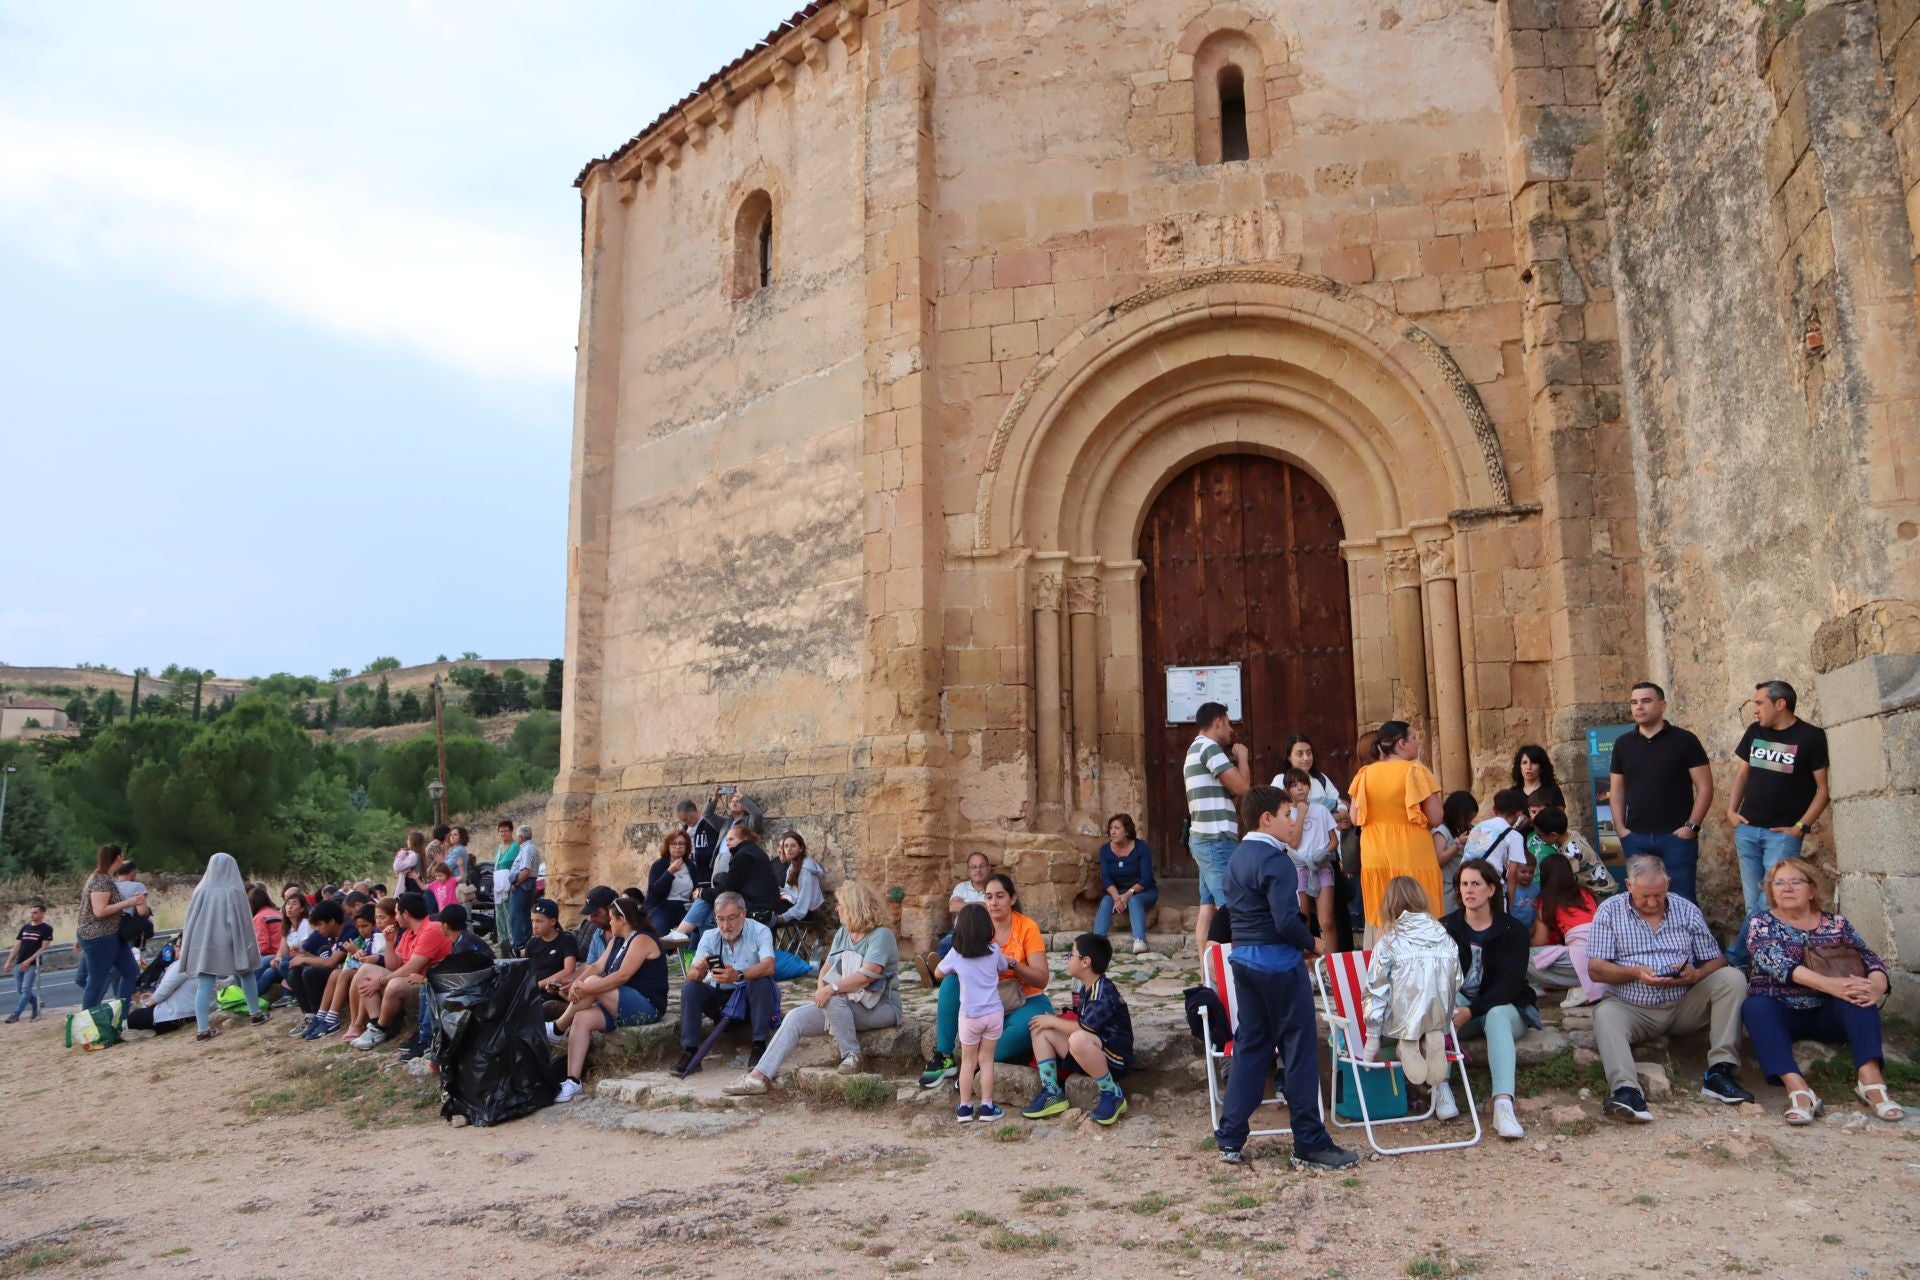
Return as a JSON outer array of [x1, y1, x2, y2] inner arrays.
[[464, 863, 499, 942]]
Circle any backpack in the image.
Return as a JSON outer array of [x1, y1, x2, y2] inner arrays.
[[1183, 985, 1230, 1051]]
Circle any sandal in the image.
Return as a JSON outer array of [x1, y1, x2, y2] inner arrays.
[[1783, 1088, 1822, 1125], [1856, 1082, 1905, 1121]]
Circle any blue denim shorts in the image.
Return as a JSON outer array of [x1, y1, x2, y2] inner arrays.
[[614, 987, 661, 1027], [1189, 833, 1239, 908]]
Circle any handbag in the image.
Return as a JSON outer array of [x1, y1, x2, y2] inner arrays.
[[831, 946, 884, 1009], [1803, 942, 1866, 980], [997, 975, 1025, 1013]]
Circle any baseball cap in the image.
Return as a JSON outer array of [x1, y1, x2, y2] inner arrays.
[[581, 885, 618, 919], [532, 898, 559, 919], [433, 903, 469, 931]]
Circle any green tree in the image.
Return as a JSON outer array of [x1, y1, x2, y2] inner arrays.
[[372, 676, 394, 728], [64, 695, 87, 726], [540, 657, 564, 711], [367, 734, 537, 823], [460, 651, 480, 661], [325, 691, 341, 727], [396, 688, 423, 722], [121, 697, 315, 869], [508, 710, 562, 776], [92, 688, 121, 725], [329, 667, 352, 681], [500, 668, 533, 713], [364, 656, 402, 674], [0, 742, 87, 878]]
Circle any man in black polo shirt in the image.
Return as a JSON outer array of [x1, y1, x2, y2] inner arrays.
[[1607, 681, 1713, 904]]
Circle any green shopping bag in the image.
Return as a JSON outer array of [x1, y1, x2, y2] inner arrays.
[[64, 999, 126, 1051], [215, 983, 251, 1014]]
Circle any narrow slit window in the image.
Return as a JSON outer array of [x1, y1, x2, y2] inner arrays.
[[1219, 66, 1249, 163], [757, 214, 773, 288]]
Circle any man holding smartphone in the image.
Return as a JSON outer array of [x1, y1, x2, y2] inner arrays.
[[671, 892, 777, 1076], [1587, 856, 1752, 1123]]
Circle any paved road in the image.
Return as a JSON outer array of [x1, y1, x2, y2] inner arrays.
[[7, 935, 178, 1020]]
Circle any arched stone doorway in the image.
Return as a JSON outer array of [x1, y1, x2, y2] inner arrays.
[[1139, 453, 1356, 877], [963, 271, 1520, 899]]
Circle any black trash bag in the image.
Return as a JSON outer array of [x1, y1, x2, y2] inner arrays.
[[428, 956, 558, 1128]]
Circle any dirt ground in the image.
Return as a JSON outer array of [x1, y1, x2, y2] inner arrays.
[[2, 1011, 1917, 1280]]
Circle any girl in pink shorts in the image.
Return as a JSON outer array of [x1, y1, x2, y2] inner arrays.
[[935, 903, 1010, 1123]]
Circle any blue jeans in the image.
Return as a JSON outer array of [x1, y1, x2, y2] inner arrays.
[[614, 986, 661, 1027], [11, 965, 39, 1018], [80, 934, 139, 1009], [1742, 992, 1883, 1083], [508, 884, 535, 951], [1734, 825, 1802, 918], [1190, 834, 1239, 908], [679, 897, 716, 943], [1093, 888, 1159, 941], [1216, 961, 1331, 1155], [1619, 831, 1699, 905], [1459, 998, 1524, 1098], [193, 972, 260, 1034]]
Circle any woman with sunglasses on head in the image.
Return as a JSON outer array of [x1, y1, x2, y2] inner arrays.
[[1739, 858, 1901, 1124]]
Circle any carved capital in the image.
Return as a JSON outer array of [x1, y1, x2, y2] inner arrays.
[[1384, 547, 1421, 592], [1033, 571, 1064, 613], [1416, 534, 1456, 583], [1066, 575, 1101, 615]]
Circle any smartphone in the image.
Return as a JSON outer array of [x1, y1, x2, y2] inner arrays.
[[717, 785, 737, 796]]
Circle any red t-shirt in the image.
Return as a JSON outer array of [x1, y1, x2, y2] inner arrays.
[[1541, 889, 1598, 945], [395, 922, 452, 969]]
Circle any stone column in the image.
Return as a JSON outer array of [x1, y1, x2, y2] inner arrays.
[[544, 163, 627, 914], [1416, 524, 1470, 791], [1383, 538, 1431, 735], [1818, 645, 1920, 1018], [1032, 562, 1066, 827], [1067, 570, 1101, 819]]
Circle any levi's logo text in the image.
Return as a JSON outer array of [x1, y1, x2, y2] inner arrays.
[[1747, 738, 1799, 774]]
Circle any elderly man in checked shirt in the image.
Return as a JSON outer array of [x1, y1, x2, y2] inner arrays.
[[1587, 855, 1754, 1122]]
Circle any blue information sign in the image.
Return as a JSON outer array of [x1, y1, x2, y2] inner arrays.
[[1585, 723, 1635, 860]]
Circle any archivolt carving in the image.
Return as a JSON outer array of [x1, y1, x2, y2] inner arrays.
[[977, 270, 1516, 548]]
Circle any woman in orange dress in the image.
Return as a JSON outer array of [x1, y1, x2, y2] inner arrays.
[[1348, 720, 1446, 940]]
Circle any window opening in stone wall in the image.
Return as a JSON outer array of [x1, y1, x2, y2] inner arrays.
[[730, 188, 775, 300], [1218, 66, 1249, 163]]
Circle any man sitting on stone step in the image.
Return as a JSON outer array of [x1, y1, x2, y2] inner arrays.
[[671, 892, 778, 1076], [1587, 855, 1753, 1123]]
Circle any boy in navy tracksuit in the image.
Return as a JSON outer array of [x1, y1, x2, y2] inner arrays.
[[1215, 785, 1358, 1170], [1020, 933, 1135, 1125]]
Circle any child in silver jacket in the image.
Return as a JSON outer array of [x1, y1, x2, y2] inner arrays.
[[1361, 876, 1463, 1086]]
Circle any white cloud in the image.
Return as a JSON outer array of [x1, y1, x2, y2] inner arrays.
[[0, 117, 579, 382]]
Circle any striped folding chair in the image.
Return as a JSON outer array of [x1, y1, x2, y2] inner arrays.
[[1198, 941, 1297, 1140], [1314, 949, 1481, 1156]]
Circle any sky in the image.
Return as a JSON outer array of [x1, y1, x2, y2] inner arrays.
[[0, 0, 799, 679]]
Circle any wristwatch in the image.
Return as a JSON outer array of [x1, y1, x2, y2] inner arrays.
[[1794, 821, 1811, 836], [1682, 822, 1700, 837]]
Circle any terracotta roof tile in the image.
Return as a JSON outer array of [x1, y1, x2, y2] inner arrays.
[[574, 1, 834, 188]]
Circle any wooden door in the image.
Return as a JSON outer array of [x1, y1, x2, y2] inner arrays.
[[1139, 453, 1357, 876]]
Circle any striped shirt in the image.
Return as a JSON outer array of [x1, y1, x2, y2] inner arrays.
[[1586, 891, 1721, 1007], [1184, 734, 1238, 836]]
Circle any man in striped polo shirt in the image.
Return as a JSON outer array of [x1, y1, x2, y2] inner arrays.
[[1185, 701, 1252, 958]]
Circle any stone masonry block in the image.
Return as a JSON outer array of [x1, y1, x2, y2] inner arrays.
[[1834, 794, 1920, 876], [1826, 715, 1889, 799], [1817, 653, 1920, 726], [1838, 875, 1893, 960], [1886, 876, 1920, 971]]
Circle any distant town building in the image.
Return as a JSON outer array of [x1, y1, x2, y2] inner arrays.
[[0, 698, 70, 740]]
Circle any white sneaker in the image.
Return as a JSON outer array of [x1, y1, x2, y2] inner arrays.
[[1433, 1081, 1460, 1121], [1560, 987, 1589, 1009], [543, 1021, 566, 1046], [836, 1053, 862, 1075], [722, 1073, 769, 1096], [555, 1078, 583, 1104], [351, 1025, 388, 1051], [1493, 1098, 1524, 1139], [664, 930, 691, 946], [1132, 938, 1150, 954]]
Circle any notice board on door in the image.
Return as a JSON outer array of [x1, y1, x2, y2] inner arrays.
[[1164, 663, 1242, 725]]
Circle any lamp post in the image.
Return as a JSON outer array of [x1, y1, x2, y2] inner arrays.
[[427, 778, 446, 827], [0, 765, 16, 851], [431, 676, 449, 824]]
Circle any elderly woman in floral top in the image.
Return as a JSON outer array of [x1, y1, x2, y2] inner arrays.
[[1740, 858, 1901, 1124]]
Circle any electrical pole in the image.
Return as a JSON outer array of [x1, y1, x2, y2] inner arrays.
[[432, 677, 449, 825], [0, 765, 17, 853]]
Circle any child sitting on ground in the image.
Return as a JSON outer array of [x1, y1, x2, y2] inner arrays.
[[1021, 933, 1135, 1125], [1528, 852, 1604, 1004], [934, 903, 1007, 1124], [1281, 769, 1339, 955], [1360, 877, 1464, 1108]]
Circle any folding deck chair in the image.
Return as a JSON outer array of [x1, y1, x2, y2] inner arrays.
[[1314, 949, 1481, 1155], [1197, 941, 1320, 1140]]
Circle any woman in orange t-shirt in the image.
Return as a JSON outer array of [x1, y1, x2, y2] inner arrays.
[[1348, 720, 1445, 939], [919, 872, 1054, 1084]]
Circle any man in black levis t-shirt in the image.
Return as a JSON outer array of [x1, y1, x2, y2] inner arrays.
[[1608, 681, 1713, 905], [1725, 679, 1829, 952]]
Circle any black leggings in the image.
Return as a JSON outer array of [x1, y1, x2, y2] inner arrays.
[[126, 1007, 190, 1034], [291, 965, 332, 1014]]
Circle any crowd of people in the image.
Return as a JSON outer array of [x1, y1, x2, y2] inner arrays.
[[7, 673, 1904, 1161]]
